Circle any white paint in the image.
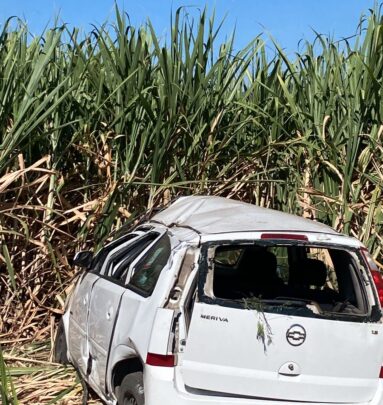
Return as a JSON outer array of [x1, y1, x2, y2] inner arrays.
[[148, 308, 175, 355], [152, 195, 339, 236]]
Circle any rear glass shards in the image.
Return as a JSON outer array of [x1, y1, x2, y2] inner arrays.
[[199, 241, 377, 322]]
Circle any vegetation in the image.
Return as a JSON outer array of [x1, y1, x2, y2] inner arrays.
[[0, 341, 101, 403], [1, 4, 383, 402]]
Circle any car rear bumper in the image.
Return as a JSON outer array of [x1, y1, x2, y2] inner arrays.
[[144, 365, 383, 405]]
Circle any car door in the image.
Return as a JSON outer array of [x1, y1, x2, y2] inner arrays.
[[86, 231, 162, 392], [104, 231, 185, 396], [67, 233, 139, 376], [67, 270, 100, 374]]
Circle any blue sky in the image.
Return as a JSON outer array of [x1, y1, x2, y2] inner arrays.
[[0, 0, 377, 53]]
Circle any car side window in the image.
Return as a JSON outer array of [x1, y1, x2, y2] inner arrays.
[[90, 233, 138, 274], [128, 233, 171, 296], [105, 233, 159, 282]]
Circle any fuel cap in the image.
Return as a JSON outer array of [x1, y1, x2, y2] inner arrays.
[[278, 361, 301, 376]]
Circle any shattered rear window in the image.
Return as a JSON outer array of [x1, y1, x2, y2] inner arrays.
[[203, 242, 372, 321]]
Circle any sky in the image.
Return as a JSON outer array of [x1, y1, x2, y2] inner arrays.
[[0, 0, 378, 53]]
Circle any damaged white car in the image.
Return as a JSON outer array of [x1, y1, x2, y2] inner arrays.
[[55, 196, 383, 405]]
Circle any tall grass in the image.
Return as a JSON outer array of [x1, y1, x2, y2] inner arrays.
[[1, 6, 383, 340], [0, 345, 18, 404], [0, 341, 98, 403]]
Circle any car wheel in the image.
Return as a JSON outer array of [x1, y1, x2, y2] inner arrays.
[[117, 372, 145, 405], [53, 318, 69, 364]]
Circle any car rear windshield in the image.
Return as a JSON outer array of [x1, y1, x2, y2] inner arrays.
[[201, 241, 375, 321]]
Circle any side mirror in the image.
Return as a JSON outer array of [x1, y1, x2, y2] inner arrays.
[[73, 251, 93, 269]]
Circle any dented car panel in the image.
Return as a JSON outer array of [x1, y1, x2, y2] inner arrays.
[[59, 196, 383, 405], [104, 242, 187, 395]]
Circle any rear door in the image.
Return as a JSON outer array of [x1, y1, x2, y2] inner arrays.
[[182, 303, 383, 403], [179, 243, 383, 404], [87, 232, 162, 392], [68, 233, 139, 375]]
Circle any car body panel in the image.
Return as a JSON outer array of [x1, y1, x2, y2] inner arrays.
[[199, 230, 362, 246], [87, 278, 126, 392], [144, 365, 383, 405], [180, 302, 383, 403], [151, 196, 337, 235], [104, 238, 186, 395], [67, 271, 99, 374]]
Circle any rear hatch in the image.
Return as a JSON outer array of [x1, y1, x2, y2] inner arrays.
[[179, 234, 383, 403]]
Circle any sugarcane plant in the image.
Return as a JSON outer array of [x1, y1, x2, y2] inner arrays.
[[0, 1, 383, 356]]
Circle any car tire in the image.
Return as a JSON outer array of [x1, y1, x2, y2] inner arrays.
[[53, 318, 69, 364], [117, 372, 145, 405]]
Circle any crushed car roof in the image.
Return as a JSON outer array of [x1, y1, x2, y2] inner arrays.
[[150, 195, 338, 236]]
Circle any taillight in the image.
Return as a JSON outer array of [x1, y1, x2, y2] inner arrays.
[[261, 233, 308, 241], [379, 367, 383, 379], [371, 270, 383, 307], [361, 247, 383, 307], [146, 353, 175, 367]]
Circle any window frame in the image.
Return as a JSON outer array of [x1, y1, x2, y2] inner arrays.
[[198, 239, 373, 323], [126, 232, 172, 298], [90, 232, 142, 275], [104, 233, 160, 280], [95, 231, 164, 287]]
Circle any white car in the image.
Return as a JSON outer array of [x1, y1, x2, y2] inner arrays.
[[55, 195, 383, 405]]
